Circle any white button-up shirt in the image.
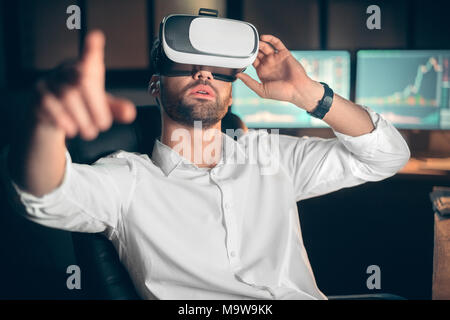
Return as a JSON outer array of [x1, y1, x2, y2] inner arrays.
[[9, 105, 410, 300]]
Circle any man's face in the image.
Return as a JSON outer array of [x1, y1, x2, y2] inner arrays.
[[155, 69, 233, 128]]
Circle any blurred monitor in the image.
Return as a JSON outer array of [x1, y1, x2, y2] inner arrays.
[[356, 50, 450, 130], [231, 50, 351, 128]]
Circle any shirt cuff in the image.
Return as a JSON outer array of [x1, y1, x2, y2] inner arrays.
[[11, 149, 73, 206], [330, 105, 383, 158]]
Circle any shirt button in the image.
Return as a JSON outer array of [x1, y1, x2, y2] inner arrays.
[[230, 251, 236, 258], [224, 203, 231, 210]]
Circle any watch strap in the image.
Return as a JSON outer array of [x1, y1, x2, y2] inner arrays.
[[307, 82, 334, 119]]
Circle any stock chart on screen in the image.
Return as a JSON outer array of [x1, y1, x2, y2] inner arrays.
[[231, 51, 350, 128], [356, 50, 450, 130]]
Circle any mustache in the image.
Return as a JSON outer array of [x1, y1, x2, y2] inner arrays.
[[183, 79, 218, 96]]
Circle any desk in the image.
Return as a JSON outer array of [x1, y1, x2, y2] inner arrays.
[[400, 160, 450, 299], [433, 212, 450, 299], [399, 157, 450, 176]]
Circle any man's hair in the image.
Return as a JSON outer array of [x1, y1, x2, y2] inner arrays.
[[150, 38, 161, 76], [148, 38, 162, 108]]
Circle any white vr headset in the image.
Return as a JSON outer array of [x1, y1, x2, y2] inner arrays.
[[153, 8, 259, 82]]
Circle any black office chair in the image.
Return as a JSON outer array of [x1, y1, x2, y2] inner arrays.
[[69, 105, 246, 299]]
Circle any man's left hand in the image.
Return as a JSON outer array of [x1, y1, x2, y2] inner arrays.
[[236, 34, 323, 111]]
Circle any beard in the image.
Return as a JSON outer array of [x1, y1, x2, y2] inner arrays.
[[160, 79, 230, 129]]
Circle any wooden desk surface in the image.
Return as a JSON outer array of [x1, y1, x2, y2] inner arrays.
[[433, 213, 450, 300], [399, 157, 450, 176]]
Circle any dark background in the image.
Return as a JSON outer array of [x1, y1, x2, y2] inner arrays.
[[0, 0, 449, 299]]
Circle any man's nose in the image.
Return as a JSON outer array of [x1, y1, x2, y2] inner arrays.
[[193, 69, 213, 81]]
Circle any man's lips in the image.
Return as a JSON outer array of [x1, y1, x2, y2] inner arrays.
[[189, 84, 216, 98]]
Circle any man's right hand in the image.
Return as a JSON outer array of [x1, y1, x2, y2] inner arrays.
[[34, 30, 136, 141]]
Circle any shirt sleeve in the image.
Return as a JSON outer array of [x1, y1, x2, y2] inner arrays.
[[278, 105, 411, 202], [4, 149, 136, 235]]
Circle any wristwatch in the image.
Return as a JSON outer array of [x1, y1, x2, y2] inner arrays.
[[306, 82, 334, 119]]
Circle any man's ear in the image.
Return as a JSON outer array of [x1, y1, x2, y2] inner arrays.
[[227, 87, 233, 107], [148, 75, 161, 96]]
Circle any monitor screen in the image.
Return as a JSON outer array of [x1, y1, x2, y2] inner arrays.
[[356, 50, 450, 130], [231, 51, 351, 128]]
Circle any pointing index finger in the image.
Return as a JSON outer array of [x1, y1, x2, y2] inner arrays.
[[81, 30, 105, 73], [79, 30, 110, 130]]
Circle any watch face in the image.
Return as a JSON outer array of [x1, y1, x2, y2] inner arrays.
[[323, 95, 333, 108], [307, 83, 333, 119]]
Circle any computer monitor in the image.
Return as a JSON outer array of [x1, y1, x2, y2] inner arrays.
[[231, 50, 351, 128], [356, 50, 450, 130]]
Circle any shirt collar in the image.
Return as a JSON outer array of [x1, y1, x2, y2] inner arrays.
[[151, 131, 246, 176]]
